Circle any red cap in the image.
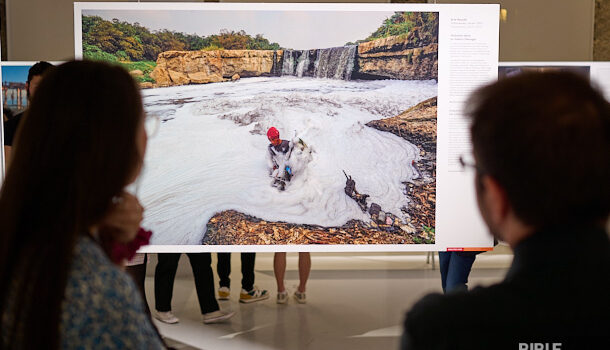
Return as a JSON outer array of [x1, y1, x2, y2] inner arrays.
[[267, 127, 280, 141]]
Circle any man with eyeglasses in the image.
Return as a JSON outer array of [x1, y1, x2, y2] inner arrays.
[[402, 72, 609, 349]]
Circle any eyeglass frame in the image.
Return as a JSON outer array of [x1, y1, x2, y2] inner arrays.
[[458, 155, 486, 175]]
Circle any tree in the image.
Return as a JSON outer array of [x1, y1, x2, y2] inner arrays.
[[360, 11, 438, 44], [81, 16, 285, 62], [213, 29, 250, 50]]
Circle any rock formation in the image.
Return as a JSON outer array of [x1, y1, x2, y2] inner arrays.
[[150, 50, 283, 87], [366, 96, 437, 154], [355, 33, 438, 81]]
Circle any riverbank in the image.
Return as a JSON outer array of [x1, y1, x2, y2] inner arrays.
[[367, 97, 437, 244], [203, 211, 414, 245]]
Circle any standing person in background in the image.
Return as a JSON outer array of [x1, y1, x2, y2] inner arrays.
[[402, 72, 610, 349], [217, 253, 269, 303], [154, 253, 234, 324], [438, 251, 479, 293], [273, 253, 311, 304], [3, 108, 13, 122], [0, 61, 164, 349], [126, 253, 150, 314], [3, 61, 54, 167], [439, 239, 498, 294]]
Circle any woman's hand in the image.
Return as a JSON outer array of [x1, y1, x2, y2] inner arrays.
[[99, 192, 144, 244]]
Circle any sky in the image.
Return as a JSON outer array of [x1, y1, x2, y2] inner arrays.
[[83, 10, 395, 50], [1, 65, 29, 84]]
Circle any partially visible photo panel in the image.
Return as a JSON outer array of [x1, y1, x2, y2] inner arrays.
[[498, 61, 610, 101], [1, 61, 63, 182], [0, 44, 4, 182], [590, 62, 610, 99], [75, 2, 499, 252], [499, 62, 591, 80], [2, 63, 32, 118]]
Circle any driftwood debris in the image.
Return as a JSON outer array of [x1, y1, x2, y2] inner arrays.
[[343, 170, 369, 212]]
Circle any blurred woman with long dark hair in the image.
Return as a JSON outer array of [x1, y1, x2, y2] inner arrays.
[[0, 61, 164, 349]]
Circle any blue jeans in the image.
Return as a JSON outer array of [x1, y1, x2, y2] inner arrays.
[[438, 251, 477, 294]]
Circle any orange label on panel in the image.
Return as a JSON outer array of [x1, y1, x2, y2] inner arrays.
[[447, 247, 494, 252]]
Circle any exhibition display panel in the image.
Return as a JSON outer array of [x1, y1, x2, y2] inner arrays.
[[73, 2, 500, 252]]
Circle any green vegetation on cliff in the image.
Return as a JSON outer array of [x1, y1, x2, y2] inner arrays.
[[346, 12, 439, 45], [82, 15, 282, 63]]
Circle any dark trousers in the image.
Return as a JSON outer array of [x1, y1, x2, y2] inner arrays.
[[216, 253, 256, 291], [154, 253, 219, 314], [125, 254, 149, 314], [438, 251, 477, 294]]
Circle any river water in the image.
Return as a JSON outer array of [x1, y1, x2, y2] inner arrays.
[[140, 77, 437, 245]]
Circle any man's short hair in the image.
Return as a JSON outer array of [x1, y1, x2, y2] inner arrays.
[[27, 61, 54, 84], [467, 72, 610, 228]]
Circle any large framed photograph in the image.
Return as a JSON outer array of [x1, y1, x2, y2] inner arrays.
[[75, 3, 499, 252]]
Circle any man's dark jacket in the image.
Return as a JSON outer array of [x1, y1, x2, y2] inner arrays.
[[403, 225, 610, 350]]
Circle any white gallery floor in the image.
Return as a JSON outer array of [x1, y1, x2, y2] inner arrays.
[[143, 247, 513, 350]]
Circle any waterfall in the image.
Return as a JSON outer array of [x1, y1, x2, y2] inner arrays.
[[282, 46, 357, 81], [282, 50, 294, 75], [295, 52, 310, 78], [282, 50, 311, 77], [313, 46, 357, 80]]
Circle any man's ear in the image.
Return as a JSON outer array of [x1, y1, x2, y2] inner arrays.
[[481, 175, 510, 227]]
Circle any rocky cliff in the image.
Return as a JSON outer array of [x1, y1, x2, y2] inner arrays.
[[150, 50, 283, 87], [354, 31, 438, 81]]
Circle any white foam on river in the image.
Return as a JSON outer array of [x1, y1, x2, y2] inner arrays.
[[140, 77, 437, 244]]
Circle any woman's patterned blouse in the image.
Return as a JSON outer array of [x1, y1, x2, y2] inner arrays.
[[61, 236, 164, 349]]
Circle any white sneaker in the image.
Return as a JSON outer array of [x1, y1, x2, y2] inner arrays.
[[277, 291, 288, 304], [294, 291, 307, 304], [203, 310, 235, 324], [218, 286, 230, 300], [154, 310, 179, 324]]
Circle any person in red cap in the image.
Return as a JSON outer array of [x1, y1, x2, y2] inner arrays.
[[267, 127, 293, 191]]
